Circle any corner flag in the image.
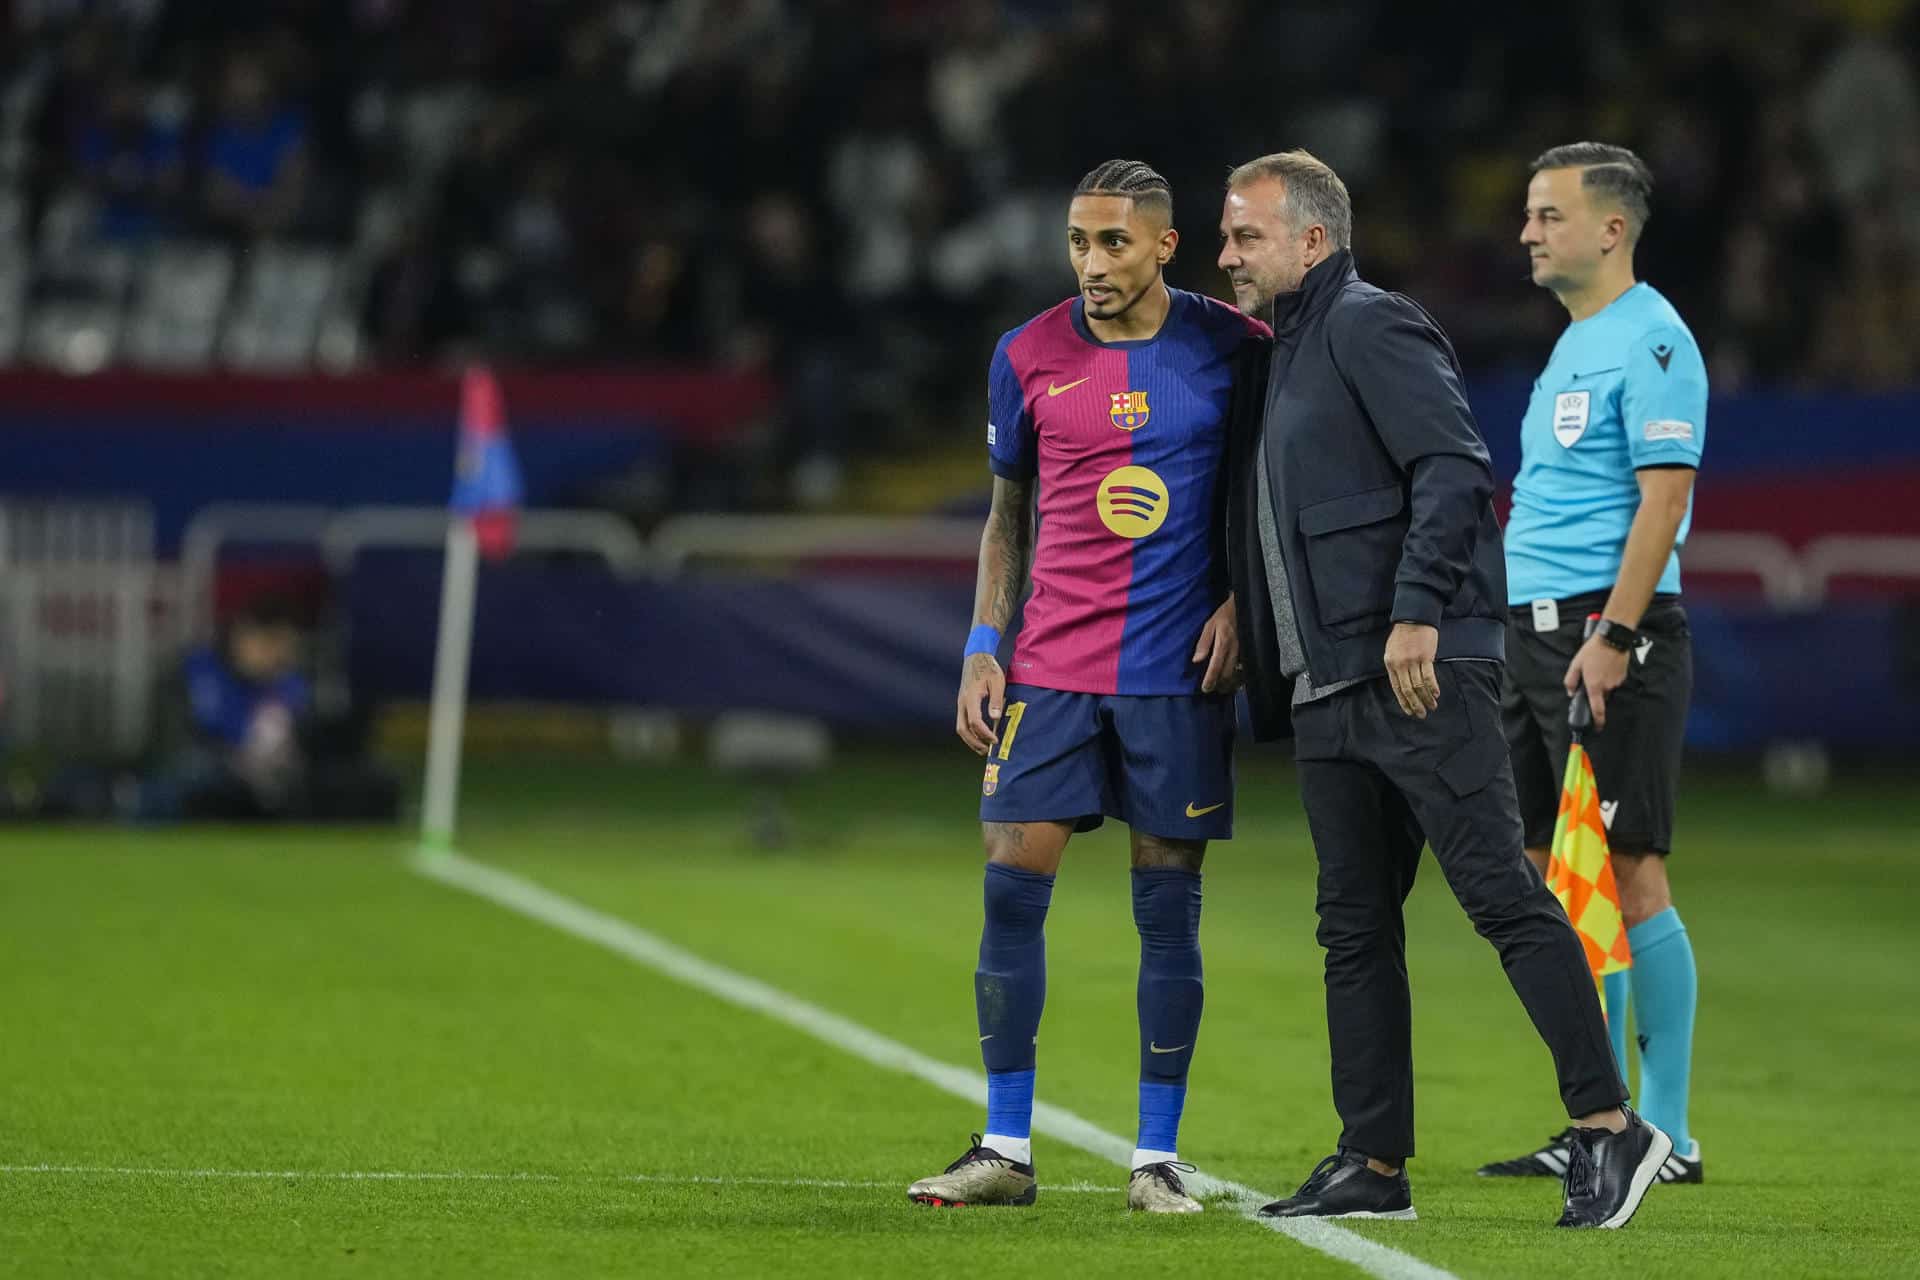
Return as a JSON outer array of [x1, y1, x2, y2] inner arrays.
[[452, 366, 523, 560], [423, 366, 522, 850]]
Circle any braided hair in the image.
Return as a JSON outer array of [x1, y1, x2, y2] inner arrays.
[[1074, 159, 1172, 225]]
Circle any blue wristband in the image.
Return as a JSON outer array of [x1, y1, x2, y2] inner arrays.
[[963, 624, 1002, 658]]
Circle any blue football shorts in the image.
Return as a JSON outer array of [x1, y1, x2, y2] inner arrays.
[[977, 683, 1235, 840]]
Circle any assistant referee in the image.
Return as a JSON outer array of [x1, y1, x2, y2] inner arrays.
[[1481, 142, 1703, 1185]]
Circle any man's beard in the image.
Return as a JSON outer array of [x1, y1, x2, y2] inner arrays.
[[1087, 282, 1143, 318]]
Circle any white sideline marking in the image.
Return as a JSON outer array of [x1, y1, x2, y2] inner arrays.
[[412, 849, 1457, 1280], [2, 1165, 561, 1183], [0, 1165, 1112, 1194]]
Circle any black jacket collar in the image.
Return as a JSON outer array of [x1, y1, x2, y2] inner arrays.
[[1269, 248, 1357, 339]]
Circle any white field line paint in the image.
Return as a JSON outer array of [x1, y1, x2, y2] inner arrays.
[[2, 1165, 561, 1183], [412, 849, 1458, 1280], [0, 1165, 1111, 1194]]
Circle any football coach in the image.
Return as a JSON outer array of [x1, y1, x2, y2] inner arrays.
[[1216, 149, 1670, 1229]]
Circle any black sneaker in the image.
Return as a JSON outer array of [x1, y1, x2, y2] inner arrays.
[[1556, 1106, 1673, 1229], [1477, 1127, 1577, 1178], [1655, 1140, 1703, 1184], [1258, 1149, 1416, 1221]]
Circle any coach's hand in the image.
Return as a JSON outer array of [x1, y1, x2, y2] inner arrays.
[[956, 652, 1007, 755], [1564, 636, 1629, 729], [1384, 622, 1441, 718], [1193, 594, 1242, 694]]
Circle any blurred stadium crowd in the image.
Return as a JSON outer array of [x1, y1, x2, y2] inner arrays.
[[3, 0, 1918, 452]]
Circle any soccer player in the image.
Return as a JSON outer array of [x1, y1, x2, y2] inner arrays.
[[1479, 143, 1705, 1184], [905, 160, 1265, 1214]]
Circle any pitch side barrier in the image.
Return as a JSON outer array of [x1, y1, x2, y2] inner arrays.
[[53, 504, 1915, 764]]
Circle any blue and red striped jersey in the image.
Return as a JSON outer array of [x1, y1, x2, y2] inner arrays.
[[988, 288, 1268, 695]]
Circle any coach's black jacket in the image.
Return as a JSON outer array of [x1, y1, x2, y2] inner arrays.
[[1226, 250, 1507, 742]]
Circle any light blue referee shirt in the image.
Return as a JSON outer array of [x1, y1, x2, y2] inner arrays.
[[1506, 281, 1707, 604]]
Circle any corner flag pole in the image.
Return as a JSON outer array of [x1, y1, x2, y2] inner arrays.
[[420, 366, 523, 853], [421, 515, 479, 850]]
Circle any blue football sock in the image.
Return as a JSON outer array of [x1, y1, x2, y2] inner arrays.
[[1628, 907, 1696, 1152], [1603, 968, 1632, 1081], [1132, 866, 1203, 1156], [976, 862, 1054, 1142], [984, 1070, 1035, 1150]]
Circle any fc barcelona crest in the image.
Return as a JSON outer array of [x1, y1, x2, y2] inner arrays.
[[1109, 390, 1150, 431], [982, 762, 1001, 796]]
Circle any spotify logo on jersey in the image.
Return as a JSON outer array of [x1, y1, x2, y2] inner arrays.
[[1097, 465, 1169, 538]]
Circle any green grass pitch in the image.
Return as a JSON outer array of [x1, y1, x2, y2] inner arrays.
[[3, 748, 1916, 1277]]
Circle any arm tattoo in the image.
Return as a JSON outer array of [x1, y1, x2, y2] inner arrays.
[[975, 477, 1034, 631]]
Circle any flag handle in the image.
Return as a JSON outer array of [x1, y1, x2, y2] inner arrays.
[[1566, 614, 1601, 744]]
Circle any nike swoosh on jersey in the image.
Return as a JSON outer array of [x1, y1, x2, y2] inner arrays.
[[1185, 801, 1225, 818], [1149, 1042, 1191, 1054], [1046, 376, 1091, 397]]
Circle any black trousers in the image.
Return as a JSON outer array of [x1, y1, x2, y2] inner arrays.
[[1292, 661, 1627, 1162]]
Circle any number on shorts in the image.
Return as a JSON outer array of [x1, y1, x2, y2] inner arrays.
[[996, 701, 1028, 761]]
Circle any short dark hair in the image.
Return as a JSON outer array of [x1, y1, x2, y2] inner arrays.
[[1531, 142, 1654, 242], [1225, 150, 1353, 250], [1074, 158, 1172, 225]]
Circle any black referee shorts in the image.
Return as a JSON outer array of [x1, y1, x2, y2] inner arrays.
[[1500, 592, 1693, 855]]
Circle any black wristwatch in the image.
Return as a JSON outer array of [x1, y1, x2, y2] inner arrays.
[[1593, 618, 1641, 652]]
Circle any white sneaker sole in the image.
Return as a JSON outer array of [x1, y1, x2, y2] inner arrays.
[[1599, 1125, 1674, 1229], [1263, 1207, 1418, 1221]]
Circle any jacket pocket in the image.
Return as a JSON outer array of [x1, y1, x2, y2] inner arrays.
[[1298, 484, 1407, 629]]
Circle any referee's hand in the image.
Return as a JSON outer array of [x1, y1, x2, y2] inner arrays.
[[1384, 622, 1441, 718], [956, 652, 1007, 755], [1564, 637, 1630, 729]]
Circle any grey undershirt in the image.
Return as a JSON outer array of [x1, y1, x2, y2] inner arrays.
[[1255, 440, 1496, 708], [1255, 451, 1369, 707]]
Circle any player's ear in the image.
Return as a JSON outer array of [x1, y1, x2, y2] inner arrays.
[[1158, 226, 1178, 264]]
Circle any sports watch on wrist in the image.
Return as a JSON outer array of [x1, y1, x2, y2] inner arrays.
[[1593, 618, 1641, 652]]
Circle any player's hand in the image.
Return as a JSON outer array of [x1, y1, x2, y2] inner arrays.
[[956, 652, 1007, 755], [1192, 595, 1242, 694], [1383, 622, 1441, 718], [1564, 636, 1630, 729]]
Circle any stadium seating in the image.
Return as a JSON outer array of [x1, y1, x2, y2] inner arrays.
[[126, 242, 232, 370]]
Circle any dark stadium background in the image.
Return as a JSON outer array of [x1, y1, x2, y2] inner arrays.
[[2, 0, 1916, 780], [6, 6, 1920, 1278]]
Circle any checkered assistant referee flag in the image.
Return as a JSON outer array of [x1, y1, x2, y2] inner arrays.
[[1545, 633, 1632, 1016]]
